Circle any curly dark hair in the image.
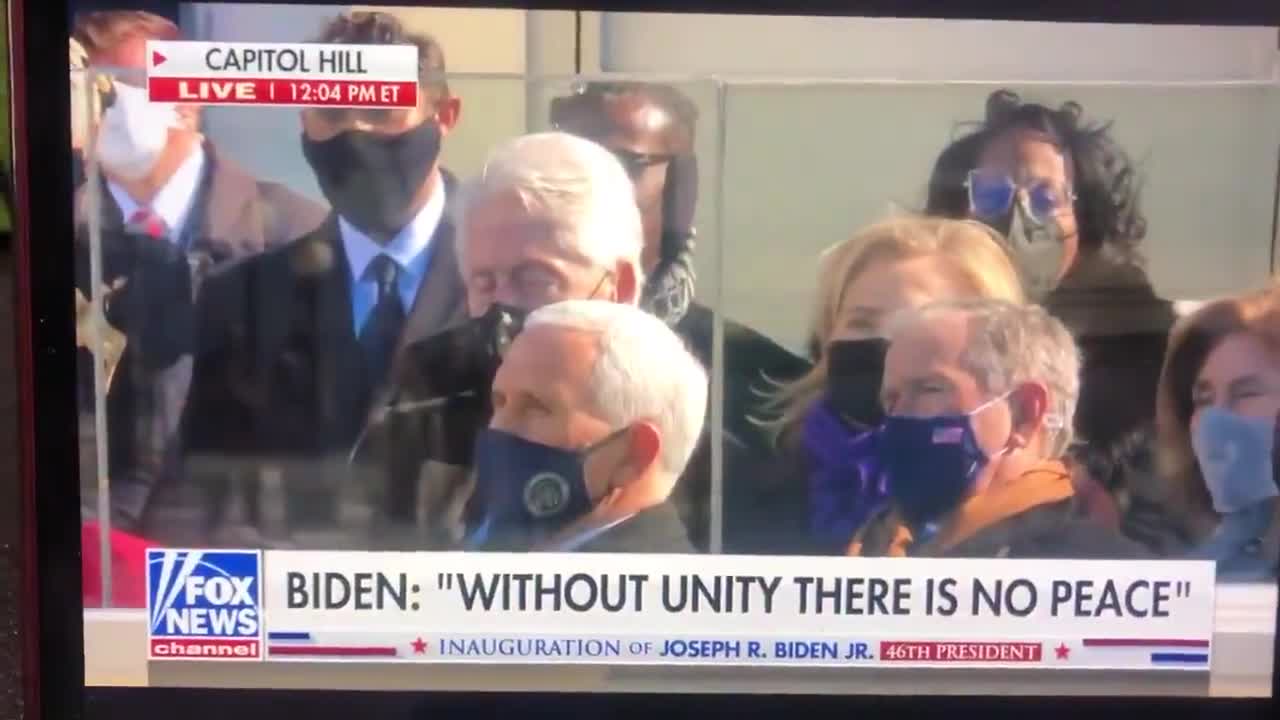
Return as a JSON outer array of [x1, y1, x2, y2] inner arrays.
[[925, 89, 1148, 265]]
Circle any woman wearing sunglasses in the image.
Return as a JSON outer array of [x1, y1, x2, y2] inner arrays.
[[924, 90, 1177, 539]]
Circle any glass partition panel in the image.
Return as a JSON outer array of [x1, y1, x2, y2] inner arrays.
[[720, 82, 1280, 354], [718, 79, 1280, 556], [77, 69, 726, 610], [525, 76, 726, 551], [65, 7, 1279, 696]]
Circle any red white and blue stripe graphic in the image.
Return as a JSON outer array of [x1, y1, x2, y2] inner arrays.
[[1081, 637, 1210, 666], [267, 631, 398, 658]]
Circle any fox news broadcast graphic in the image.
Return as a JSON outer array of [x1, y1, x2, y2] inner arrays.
[[174, 552, 1220, 671], [145, 41, 419, 108], [147, 549, 265, 661]]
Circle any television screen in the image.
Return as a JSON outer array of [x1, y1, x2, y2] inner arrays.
[[63, 2, 1278, 698]]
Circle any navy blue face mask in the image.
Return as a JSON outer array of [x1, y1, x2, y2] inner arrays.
[[468, 426, 628, 550], [879, 393, 1011, 528]]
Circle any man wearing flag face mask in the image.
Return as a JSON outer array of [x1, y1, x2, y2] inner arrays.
[[71, 11, 325, 536], [925, 90, 1176, 532], [468, 299, 708, 552], [849, 299, 1145, 559], [178, 12, 467, 549], [748, 217, 1025, 556]]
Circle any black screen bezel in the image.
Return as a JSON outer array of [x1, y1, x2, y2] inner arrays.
[[14, 1, 1280, 718]]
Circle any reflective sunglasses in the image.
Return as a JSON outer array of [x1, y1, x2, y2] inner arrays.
[[610, 148, 673, 180], [965, 169, 1075, 223]]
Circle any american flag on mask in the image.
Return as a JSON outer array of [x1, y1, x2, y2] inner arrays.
[[932, 427, 964, 444]]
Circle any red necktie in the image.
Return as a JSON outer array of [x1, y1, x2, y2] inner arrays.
[[128, 208, 168, 240]]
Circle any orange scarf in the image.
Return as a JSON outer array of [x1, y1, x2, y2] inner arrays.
[[848, 460, 1075, 557]]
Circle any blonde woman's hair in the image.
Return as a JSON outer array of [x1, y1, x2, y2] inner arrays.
[[760, 215, 1026, 444]]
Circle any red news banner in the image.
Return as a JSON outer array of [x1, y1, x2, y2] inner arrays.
[[145, 41, 419, 109]]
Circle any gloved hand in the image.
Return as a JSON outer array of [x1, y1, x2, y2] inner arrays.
[[398, 303, 525, 400], [77, 228, 195, 371], [361, 304, 527, 467]]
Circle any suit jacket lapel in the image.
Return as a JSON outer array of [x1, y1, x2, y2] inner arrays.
[[279, 217, 367, 436], [398, 218, 466, 350], [190, 142, 266, 261], [391, 172, 468, 374]]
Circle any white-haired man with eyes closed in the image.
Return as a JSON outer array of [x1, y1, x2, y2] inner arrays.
[[376, 132, 651, 548], [455, 131, 645, 314], [849, 298, 1147, 559], [470, 299, 708, 552]]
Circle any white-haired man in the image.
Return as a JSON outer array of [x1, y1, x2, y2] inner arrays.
[[372, 132, 648, 548], [455, 131, 645, 315], [849, 298, 1146, 559], [469, 299, 707, 552]]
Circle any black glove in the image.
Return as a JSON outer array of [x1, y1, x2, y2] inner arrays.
[[399, 303, 525, 399], [370, 304, 527, 467], [76, 228, 195, 371]]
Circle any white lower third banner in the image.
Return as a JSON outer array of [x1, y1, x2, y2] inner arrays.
[[146, 550, 1218, 671]]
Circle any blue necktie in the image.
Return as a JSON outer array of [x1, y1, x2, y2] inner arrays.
[[359, 254, 406, 386]]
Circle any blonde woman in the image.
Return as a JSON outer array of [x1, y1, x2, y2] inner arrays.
[[729, 216, 1024, 555], [1138, 282, 1280, 579]]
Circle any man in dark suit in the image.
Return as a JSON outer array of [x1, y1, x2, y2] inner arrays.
[[72, 11, 326, 535], [174, 12, 466, 549]]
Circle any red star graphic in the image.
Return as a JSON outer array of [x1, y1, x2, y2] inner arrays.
[[1054, 643, 1070, 660], [411, 637, 427, 654]]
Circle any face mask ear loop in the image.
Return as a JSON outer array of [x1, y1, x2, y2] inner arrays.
[[968, 389, 1015, 418], [578, 426, 634, 502], [970, 389, 1021, 459]]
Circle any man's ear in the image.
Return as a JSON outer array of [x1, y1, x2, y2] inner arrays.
[[613, 261, 640, 306], [624, 421, 663, 474], [1009, 381, 1049, 450], [435, 96, 462, 134]]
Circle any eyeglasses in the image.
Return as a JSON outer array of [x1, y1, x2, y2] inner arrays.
[[610, 148, 673, 180], [965, 169, 1075, 224]]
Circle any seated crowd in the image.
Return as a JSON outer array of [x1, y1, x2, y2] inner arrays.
[[73, 10, 1279, 607]]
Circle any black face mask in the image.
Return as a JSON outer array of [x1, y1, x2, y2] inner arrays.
[[826, 338, 889, 429], [301, 121, 442, 238]]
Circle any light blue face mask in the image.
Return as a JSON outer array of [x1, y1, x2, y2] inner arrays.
[[1191, 407, 1278, 515]]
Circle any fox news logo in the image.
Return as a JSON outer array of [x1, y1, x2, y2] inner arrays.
[[146, 549, 263, 661]]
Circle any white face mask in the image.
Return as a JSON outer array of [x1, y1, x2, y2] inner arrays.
[[1005, 193, 1066, 302], [94, 83, 178, 181]]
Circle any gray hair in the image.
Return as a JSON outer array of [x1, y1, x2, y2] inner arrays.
[[454, 132, 645, 297], [887, 298, 1081, 456], [525, 300, 708, 479]]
